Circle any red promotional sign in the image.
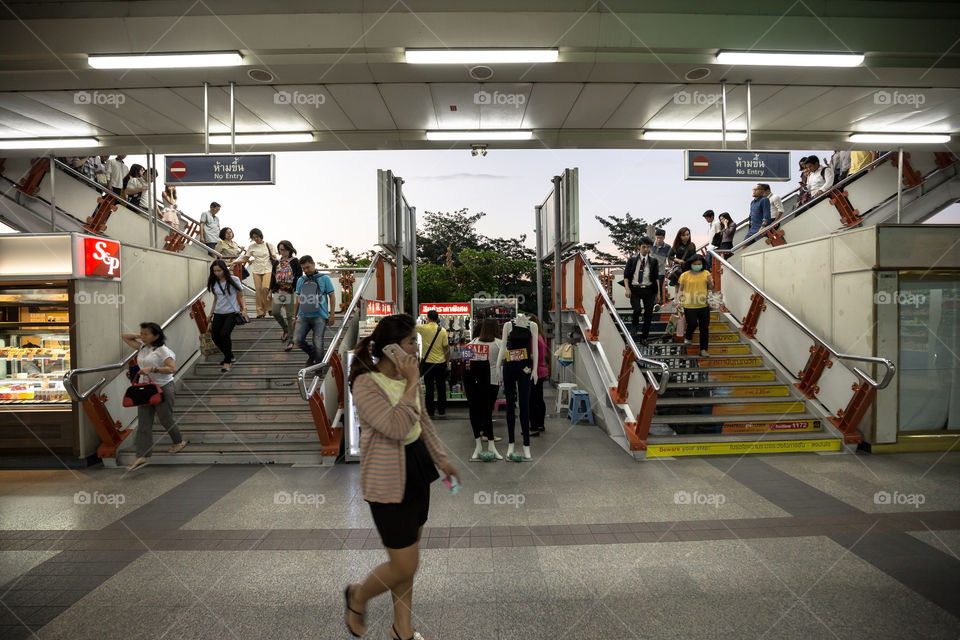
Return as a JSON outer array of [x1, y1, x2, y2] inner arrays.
[[692, 155, 710, 174], [168, 161, 187, 179], [366, 300, 394, 316], [420, 302, 470, 315], [462, 343, 490, 361], [82, 237, 121, 278]]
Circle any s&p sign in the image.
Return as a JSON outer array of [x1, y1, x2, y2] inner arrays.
[[83, 237, 121, 278]]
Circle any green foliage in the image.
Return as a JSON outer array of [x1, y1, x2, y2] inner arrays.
[[594, 212, 672, 261]]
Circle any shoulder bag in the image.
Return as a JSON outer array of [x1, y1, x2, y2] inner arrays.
[[122, 373, 164, 407], [419, 327, 442, 376]]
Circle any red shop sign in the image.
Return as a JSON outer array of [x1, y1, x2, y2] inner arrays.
[[420, 302, 470, 315], [366, 300, 394, 316], [83, 237, 121, 278]]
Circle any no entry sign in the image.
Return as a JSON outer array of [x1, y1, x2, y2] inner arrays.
[[692, 155, 709, 174], [164, 155, 276, 185], [168, 161, 187, 179], [684, 150, 791, 181]]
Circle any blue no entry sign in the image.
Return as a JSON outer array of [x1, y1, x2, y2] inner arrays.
[[164, 155, 275, 185], [684, 150, 791, 181]]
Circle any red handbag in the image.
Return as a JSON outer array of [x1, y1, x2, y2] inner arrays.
[[122, 374, 164, 407]]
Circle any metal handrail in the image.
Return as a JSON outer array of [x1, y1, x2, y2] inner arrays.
[[296, 253, 384, 400], [733, 185, 802, 231], [708, 248, 895, 390], [51, 159, 222, 259], [576, 251, 670, 395], [154, 197, 205, 230], [729, 152, 894, 254]]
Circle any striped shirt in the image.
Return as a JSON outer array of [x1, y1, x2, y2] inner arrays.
[[354, 373, 449, 503]]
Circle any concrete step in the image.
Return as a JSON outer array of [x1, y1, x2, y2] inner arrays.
[[174, 407, 314, 425], [657, 356, 764, 369], [174, 429, 319, 443], [204, 349, 307, 363], [116, 441, 328, 465], [655, 400, 807, 417], [193, 363, 305, 377], [178, 392, 314, 406], [649, 417, 826, 437], [179, 376, 302, 393], [642, 344, 751, 357], [661, 383, 791, 399], [654, 413, 822, 427], [667, 370, 776, 383]]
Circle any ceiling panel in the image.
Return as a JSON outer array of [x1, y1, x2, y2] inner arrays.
[[763, 87, 879, 131], [738, 85, 829, 130], [267, 84, 359, 132], [165, 87, 265, 134], [429, 84, 482, 130], [379, 84, 438, 130], [25, 91, 174, 136], [522, 83, 582, 129], [0, 94, 98, 137], [563, 84, 634, 128], [233, 85, 314, 132], [605, 83, 684, 129], [0, 105, 69, 137], [477, 84, 532, 129], [326, 85, 395, 130]]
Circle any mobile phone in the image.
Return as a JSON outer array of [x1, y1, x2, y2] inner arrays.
[[382, 344, 403, 366], [442, 476, 461, 495]]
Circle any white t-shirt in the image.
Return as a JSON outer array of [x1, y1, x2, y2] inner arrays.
[[125, 176, 149, 209], [768, 193, 784, 217], [138, 344, 175, 386], [247, 241, 276, 275], [468, 338, 502, 385]]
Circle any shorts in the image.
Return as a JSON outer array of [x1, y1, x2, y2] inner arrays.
[[367, 437, 438, 549]]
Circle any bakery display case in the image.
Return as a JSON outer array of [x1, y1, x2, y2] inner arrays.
[[0, 286, 72, 404]]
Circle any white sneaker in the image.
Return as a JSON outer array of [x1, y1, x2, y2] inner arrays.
[[700, 350, 710, 357]]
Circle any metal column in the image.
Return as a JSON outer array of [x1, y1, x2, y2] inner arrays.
[[229, 82, 236, 154], [394, 176, 404, 312], [535, 205, 543, 325], [409, 205, 418, 314], [745, 80, 752, 149], [203, 82, 209, 155], [150, 153, 159, 248], [720, 80, 728, 150], [552, 175, 562, 349], [48, 155, 56, 231], [896, 147, 904, 224]]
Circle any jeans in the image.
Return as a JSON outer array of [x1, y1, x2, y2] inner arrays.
[[272, 289, 295, 338], [629, 284, 657, 340], [530, 378, 546, 431], [684, 306, 711, 352], [294, 315, 327, 361], [503, 361, 532, 446], [464, 362, 494, 439], [211, 312, 238, 364], [422, 362, 447, 416], [135, 383, 182, 458]]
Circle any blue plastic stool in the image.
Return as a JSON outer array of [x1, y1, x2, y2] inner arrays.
[[567, 390, 595, 424]]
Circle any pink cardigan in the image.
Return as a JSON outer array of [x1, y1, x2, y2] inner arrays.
[[536, 335, 548, 379]]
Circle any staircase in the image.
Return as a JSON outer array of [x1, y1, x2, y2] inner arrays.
[[115, 295, 336, 465], [630, 310, 833, 448]]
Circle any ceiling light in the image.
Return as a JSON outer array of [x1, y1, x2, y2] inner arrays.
[[643, 130, 748, 141], [0, 137, 99, 150], [405, 49, 558, 64], [849, 133, 951, 144], [88, 51, 243, 69], [209, 133, 313, 145], [716, 51, 864, 67], [426, 130, 533, 141]]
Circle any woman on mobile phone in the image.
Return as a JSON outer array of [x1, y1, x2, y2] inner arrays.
[[206, 259, 247, 373], [344, 314, 460, 640]]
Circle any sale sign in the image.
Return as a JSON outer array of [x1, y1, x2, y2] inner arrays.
[[82, 237, 121, 278], [420, 302, 470, 315], [462, 344, 490, 361]]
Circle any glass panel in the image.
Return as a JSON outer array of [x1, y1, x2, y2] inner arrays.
[[898, 276, 960, 431], [0, 286, 71, 404]]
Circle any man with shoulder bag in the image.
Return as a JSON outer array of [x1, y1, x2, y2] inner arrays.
[[416, 310, 450, 419]]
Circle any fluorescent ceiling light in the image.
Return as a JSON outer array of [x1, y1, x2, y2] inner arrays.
[[209, 133, 313, 145], [88, 52, 243, 69], [849, 133, 950, 144], [426, 130, 534, 141], [716, 51, 864, 67], [643, 130, 748, 141], [0, 137, 99, 150], [405, 49, 558, 64]]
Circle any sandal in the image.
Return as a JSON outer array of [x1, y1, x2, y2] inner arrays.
[[280, 332, 288, 342], [391, 625, 426, 640], [167, 440, 188, 454], [344, 585, 365, 638], [220, 362, 231, 373], [284, 342, 293, 352], [125, 457, 149, 471]]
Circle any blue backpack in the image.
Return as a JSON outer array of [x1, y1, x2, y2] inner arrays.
[[298, 274, 326, 315]]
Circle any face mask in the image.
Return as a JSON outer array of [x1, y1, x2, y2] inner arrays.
[[692, 265, 703, 272]]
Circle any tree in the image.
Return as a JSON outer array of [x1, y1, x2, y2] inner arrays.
[[417, 208, 486, 266], [326, 244, 375, 268], [594, 212, 671, 261]]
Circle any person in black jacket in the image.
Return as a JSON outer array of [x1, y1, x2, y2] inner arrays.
[[269, 240, 302, 351], [667, 227, 697, 276], [623, 237, 660, 344]]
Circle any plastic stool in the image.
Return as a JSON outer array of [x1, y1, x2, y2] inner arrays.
[[567, 390, 594, 425], [494, 398, 507, 412], [555, 383, 578, 414]]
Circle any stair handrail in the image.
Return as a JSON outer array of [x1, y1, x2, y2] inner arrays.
[[707, 248, 895, 390], [729, 151, 893, 254], [63, 278, 257, 402], [576, 251, 670, 395], [50, 159, 222, 258], [154, 197, 206, 230], [297, 253, 384, 401]]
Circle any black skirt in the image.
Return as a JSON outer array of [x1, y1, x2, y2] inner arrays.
[[368, 436, 440, 549]]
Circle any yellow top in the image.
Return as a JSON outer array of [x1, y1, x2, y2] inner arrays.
[[415, 323, 447, 363], [849, 150, 873, 174], [678, 270, 711, 309], [368, 372, 421, 445]]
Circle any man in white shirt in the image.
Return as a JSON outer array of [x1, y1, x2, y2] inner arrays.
[[623, 237, 660, 344], [104, 154, 127, 198], [826, 150, 851, 183], [761, 184, 784, 220], [200, 202, 222, 249], [803, 157, 834, 199], [703, 209, 720, 270]]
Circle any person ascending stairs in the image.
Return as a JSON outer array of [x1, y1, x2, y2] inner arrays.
[[496, 314, 539, 461], [676, 255, 714, 357]]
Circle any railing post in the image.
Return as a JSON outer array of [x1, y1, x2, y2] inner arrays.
[[376, 259, 385, 301], [609, 347, 635, 403], [561, 261, 568, 310], [625, 384, 658, 451], [573, 254, 585, 313], [828, 188, 863, 227], [189, 299, 209, 334], [79, 392, 129, 459], [16, 157, 50, 196], [740, 292, 766, 339], [330, 352, 345, 408], [764, 227, 786, 246], [82, 193, 119, 236], [828, 381, 875, 445], [934, 152, 958, 169], [795, 344, 833, 398], [890, 151, 925, 188], [584, 293, 603, 341]]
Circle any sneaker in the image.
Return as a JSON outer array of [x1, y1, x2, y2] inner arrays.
[[700, 350, 710, 357], [684, 340, 693, 346], [305, 356, 315, 367]]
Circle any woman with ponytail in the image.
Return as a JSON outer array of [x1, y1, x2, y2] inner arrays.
[[344, 314, 460, 640]]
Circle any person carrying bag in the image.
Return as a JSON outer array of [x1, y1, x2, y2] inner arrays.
[[415, 310, 449, 418]]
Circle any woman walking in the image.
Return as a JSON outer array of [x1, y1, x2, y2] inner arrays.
[[206, 259, 248, 373], [269, 240, 301, 350], [717, 212, 736, 259], [121, 322, 187, 471], [677, 255, 714, 358], [344, 314, 460, 640], [160, 184, 180, 230], [246, 228, 276, 318], [528, 314, 549, 436], [464, 318, 502, 461]]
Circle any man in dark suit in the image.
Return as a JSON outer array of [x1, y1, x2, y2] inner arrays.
[[623, 237, 660, 345]]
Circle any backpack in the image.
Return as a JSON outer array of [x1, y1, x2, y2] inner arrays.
[[298, 274, 326, 315]]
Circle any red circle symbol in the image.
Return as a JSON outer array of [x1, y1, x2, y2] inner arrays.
[[169, 161, 187, 179], [692, 155, 710, 174]]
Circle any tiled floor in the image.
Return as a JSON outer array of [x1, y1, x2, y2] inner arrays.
[[1, 404, 959, 639]]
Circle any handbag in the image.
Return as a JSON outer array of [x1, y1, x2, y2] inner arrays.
[[200, 331, 220, 355], [122, 374, 164, 407], [666, 263, 682, 285], [234, 312, 249, 325], [419, 327, 442, 376]]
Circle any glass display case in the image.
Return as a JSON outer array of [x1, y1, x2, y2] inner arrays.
[[0, 286, 71, 404]]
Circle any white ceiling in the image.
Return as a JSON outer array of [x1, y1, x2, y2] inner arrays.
[[0, 1, 957, 154]]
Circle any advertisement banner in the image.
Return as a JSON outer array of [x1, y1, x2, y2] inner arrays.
[[420, 302, 470, 315], [366, 300, 394, 316], [82, 237, 121, 279]]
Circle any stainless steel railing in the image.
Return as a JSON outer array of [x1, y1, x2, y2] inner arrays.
[[707, 248, 895, 390]]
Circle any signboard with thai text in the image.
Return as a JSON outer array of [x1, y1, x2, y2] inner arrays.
[[684, 150, 791, 181], [164, 155, 275, 185], [420, 302, 471, 315]]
